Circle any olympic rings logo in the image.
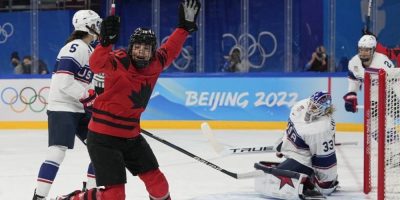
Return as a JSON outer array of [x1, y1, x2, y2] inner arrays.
[[222, 31, 277, 69], [0, 22, 14, 44], [161, 35, 193, 71], [1, 86, 49, 113]]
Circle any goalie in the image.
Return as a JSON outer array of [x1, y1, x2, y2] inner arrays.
[[255, 91, 338, 200]]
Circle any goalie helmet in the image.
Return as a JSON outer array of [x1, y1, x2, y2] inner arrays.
[[72, 10, 102, 37], [128, 27, 157, 68], [304, 91, 332, 123], [358, 35, 376, 63]]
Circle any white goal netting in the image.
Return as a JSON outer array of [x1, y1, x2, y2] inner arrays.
[[365, 68, 400, 200]]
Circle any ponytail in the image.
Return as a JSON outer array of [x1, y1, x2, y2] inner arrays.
[[65, 31, 89, 44]]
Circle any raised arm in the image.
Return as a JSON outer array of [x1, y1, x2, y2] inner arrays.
[[89, 45, 114, 74], [158, 0, 200, 69], [90, 15, 120, 73], [376, 43, 400, 67]]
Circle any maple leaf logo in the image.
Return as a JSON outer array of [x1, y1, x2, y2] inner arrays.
[[129, 82, 152, 109]]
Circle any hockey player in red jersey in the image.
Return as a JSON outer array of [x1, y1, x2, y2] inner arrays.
[[54, 0, 200, 199]]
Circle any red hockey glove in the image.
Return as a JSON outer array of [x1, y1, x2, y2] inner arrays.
[[343, 92, 357, 113], [79, 89, 97, 112]]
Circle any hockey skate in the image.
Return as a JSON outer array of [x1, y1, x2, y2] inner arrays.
[[300, 188, 326, 200], [51, 190, 82, 200], [32, 189, 46, 200]]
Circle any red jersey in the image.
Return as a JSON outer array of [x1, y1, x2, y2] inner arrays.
[[376, 43, 400, 67], [88, 28, 189, 138]]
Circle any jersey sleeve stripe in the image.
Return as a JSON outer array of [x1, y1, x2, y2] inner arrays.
[[311, 152, 337, 169], [347, 71, 357, 80], [286, 120, 310, 150], [56, 56, 82, 73], [55, 70, 74, 75], [74, 76, 91, 84]]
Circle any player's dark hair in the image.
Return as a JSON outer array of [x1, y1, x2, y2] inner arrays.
[[65, 30, 90, 44]]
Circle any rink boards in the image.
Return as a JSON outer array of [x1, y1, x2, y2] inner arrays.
[[0, 75, 363, 131]]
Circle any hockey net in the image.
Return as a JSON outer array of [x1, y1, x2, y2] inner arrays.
[[364, 68, 400, 200]]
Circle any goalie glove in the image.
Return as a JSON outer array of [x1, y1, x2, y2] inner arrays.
[[343, 92, 358, 113], [99, 16, 120, 47], [79, 89, 97, 112], [178, 0, 201, 33]]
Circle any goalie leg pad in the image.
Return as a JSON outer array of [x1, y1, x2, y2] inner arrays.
[[254, 162, 327, 200], [276, 158, 314, 177], [254, 162, 307, 200]]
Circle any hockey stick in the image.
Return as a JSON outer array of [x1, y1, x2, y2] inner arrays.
[[201, 122, 276, 155], [201, 122, 358, 155], [110, 0, 116, 16], [140, 128, 265, 179], [335, 141, 359, 146], [364, 0, 372, 32]]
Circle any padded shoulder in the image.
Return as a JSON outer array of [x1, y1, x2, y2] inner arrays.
[[113, 49, 131, 70]]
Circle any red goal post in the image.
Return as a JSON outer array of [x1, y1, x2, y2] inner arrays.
[[364, 68, 400, 200]]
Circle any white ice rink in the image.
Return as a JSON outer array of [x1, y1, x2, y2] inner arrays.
[[0, 129, 373, 199]]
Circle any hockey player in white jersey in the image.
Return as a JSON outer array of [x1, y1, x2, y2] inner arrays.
[[33, 10, 102, 200], [343, 34, 394, 113], [255, 91, 338, 200]]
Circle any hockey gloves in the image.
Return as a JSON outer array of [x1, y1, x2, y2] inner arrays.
[[80, 89, 97, 113], [343, 92, 358, 113], [178, 0, 201, 33], [100, 16, 120, 47]]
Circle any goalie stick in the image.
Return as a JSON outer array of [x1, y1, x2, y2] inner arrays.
[[201, 122, 358, 155], [201, 122, 276, 155], [140, 128, 265, 179]]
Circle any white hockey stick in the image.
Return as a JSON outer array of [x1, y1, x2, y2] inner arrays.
[[201, 122, 225, 154], [201, 122, 275, 155], [335, 141, 359, 146], [201, 122, 358, 155]]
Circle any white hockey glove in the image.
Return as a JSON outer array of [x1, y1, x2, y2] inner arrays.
[[93, 73, 105, 94]]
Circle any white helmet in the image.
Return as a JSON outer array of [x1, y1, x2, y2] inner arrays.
[[358, 35, 377, 49], [72, 10, 102, 36]]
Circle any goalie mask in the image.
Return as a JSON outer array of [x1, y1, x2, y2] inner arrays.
[[72, 10, 102, 40], [304, 91, 332, 123], [128, 28, 157, 69], [358, 35, 376, 63]]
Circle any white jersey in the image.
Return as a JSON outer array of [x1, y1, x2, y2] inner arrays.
[[280, 99, 337, 183], [347, 52, 394, 93], [47, 39, 94, 112]]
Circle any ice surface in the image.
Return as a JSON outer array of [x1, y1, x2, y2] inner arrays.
[[0, 129, 371, 199]]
